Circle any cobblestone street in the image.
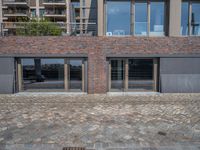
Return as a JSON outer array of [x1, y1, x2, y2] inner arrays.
[[0, 93, 200, 150]]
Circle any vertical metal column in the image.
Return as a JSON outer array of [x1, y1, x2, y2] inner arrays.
[[17, 59, 23, 92], [64, 58, 69, 91], [66, 0, 71, 34], [82, 59, 85, 92], [124, 59, 129, 91], [147, 0, 150, 36], [108, 60, 111, 91], [153, 58, 158, 92]]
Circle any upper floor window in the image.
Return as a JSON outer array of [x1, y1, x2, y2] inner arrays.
[[181, 0, 200, 36], [106, 0, 131, 36], [106, 0, 167, 36]]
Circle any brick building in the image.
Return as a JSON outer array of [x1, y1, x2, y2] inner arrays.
[[0, 0, 200, 94]]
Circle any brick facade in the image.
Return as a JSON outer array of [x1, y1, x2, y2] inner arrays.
[[0, 36, 200, 93]]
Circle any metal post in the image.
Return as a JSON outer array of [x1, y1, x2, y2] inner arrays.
[[64, 58, 69, 91], [17, 59, 23, 92], [124, 59, 129, 91], [82, 60, 85, 92], [153, 58, 158, 92]]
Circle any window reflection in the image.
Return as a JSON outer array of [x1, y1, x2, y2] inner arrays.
[[150, 1, 165, 36], [128, 59, 154, 91], [181, 2, 189, 35], [135, 1, 147, 36], [106, 0, 131, 36], [191, 3, 200, 35], [111, 60, 124, 90], [22, 58, 64, 91], [69, 60, 82, 91]]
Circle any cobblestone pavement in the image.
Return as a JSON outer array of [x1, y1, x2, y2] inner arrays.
[[0, 93, 200, 150]]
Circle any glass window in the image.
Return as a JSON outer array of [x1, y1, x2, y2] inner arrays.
[[181, 2, 189, 35], [135, 1, 147, 36], [31, 9, 36, 18], [39, 9, 45, 17], [106, 0, 131, 36], [191, 2, 200, 35], [128, 59, 154, 91], [69, 60, 82, 91], [111, 60, 124, 90], [150, 1, 165, 36], [22, 58, 64, 91]]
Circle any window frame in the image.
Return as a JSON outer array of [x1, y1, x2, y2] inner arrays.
[[105, 0, 168, 37], [181, 0, 200, 36]]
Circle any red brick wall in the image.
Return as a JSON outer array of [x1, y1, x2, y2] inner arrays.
[[0, 36, 200, 93]]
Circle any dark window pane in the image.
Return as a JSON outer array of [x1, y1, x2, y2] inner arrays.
[[181, 2, 189, 35], [128, 59, 154, 91], [191, 2, 200, 35], [111, 60, 124, 90], [22, 58, 64, 91], [106, 0, 131, 36], [150, 1, 165, 36], [135, 1, 147, 36], [69, 60, 82, 91]]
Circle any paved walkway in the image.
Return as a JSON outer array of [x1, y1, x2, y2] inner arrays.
[[0, 93, 200, 150]]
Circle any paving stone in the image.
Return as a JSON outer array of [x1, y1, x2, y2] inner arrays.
[[0, 94, 199, 149]]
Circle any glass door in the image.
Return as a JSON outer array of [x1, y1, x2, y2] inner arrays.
[[110, 59, 125, 91], [128, 59, 154, 91], [69, 59, 83, 92]]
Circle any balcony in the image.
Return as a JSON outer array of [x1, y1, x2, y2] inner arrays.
[[3, 0, 28, 6], [44, 9, 66, 18], [3, 9, 29, 17], [43, 0, 66, 6], [0, 22, 97, 36], [71, 2, 80, 8]]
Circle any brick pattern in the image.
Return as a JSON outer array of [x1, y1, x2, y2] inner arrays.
[[0, 36, 200, 93]]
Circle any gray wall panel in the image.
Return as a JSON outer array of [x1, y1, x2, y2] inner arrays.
[[0, 75, 14, 94], [160, 58, 200, 74], [0, 58, 15, 74], [0, 58, 15, 94], [160, 58, 200, 93], [161, 74, 200, 93]]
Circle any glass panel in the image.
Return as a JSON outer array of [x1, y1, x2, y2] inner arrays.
[[69, 60, 82, 91], [181, 2, 189, 35], [22, 58, 64, 91], [39, 9, 45, 17], [150, 1, 165, 36], [111, 60, 124, 90], [135, 1, 147, 36], [31, 9, 36, 17], [128, 59, 154, 91], [191, 2, 200, 35], [106, 0, 131, 36]]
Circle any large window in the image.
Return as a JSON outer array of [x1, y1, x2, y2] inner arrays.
[[135, 1, 148, 36], [150, 1, 165, 36], [109, 58, 157, 92], [106, 0, 167, 36], [22, 58, 64, 91], [181, 2, 189, 35], [106, 0, 131, 36], [19, 58, 86, 92], [181, 1, 200, 36]]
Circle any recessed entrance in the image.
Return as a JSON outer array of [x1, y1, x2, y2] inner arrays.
[[109, 58, 158, 92]]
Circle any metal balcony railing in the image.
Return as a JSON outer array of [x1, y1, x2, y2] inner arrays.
[[3, 0, 27, 4], [43, 0, 65, 3], [3, 9, 29, 15], [0, 22, 97, 36]]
